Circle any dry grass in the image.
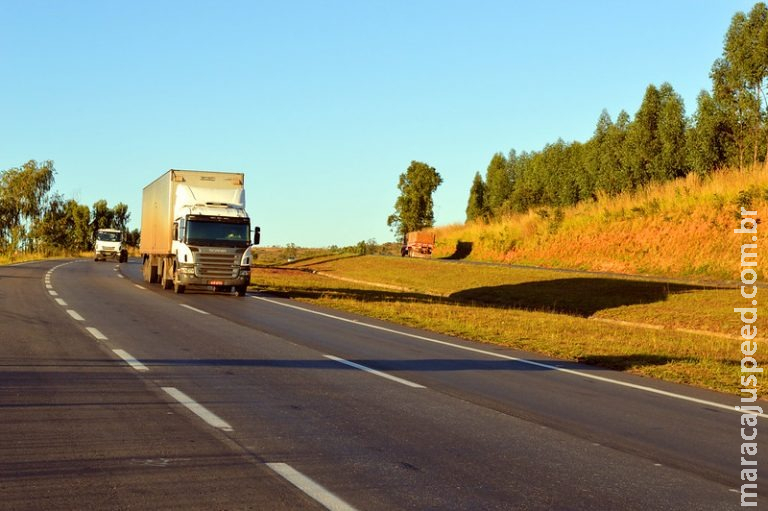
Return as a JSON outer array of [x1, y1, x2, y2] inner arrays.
[[252, 256, 763, 396], [431, 167, 768, 280], [291, 255, 740, 335], [0, 251, 80, 265], [0, 246, 144, 265]]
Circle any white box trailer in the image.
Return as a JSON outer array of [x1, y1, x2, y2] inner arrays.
[[140, 169, 260, 295]]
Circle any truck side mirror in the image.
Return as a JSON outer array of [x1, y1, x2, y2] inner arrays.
[[253, 226, 261, 245]]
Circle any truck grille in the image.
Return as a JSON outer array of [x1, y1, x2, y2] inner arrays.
[[197, 253, 238, 278]]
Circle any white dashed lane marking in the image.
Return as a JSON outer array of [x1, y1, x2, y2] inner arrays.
[[66, 310, 85, 321], [113, 349, 149, 372], [162, 387, 233, 432]]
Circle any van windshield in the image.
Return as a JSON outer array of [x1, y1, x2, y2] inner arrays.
[[186, 218, 250, 247]]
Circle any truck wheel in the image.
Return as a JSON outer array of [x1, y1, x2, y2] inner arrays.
[[142, 257, 158, 283], [174, 281, 185, 294], [236, 285, 247, 297]]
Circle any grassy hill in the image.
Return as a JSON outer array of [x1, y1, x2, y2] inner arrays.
[[430, 167, 768, 281]]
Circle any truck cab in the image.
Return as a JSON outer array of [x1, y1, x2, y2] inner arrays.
[[168, 204, 258, 295], [94, 228, 128, 263]]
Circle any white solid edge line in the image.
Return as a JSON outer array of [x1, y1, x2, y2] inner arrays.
[[253, 296, 768, 419], [66, 309, 85, 321], [180, 304, 209, 315], [324, 354, 425, 389], [162, 387, 233, 432], [134, 284, 146, 290], [86, 327, 108, 341], [113, 349, 149, 372], [266, 462, 358, 511]]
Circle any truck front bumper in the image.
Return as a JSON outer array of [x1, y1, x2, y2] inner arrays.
[[95, 250, 120, 260], [176, 267, 250, 289]]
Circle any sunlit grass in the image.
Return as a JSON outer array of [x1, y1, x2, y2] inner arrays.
[[252, 256, 761, 396], [0, 250, 79, 265], [430, 166, 768, 280], [0, 247, 140, 265]]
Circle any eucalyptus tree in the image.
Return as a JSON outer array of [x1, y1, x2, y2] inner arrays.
[[91, 199, 115, 231], [387, 160, 443, 239], [31, 193, 69, 250], [687, 90, 734, 173], [657, 83, 688, 179], [484, 152, 511, 215], [465, 171, 488, 222], [712, 3, 768, 167], [596, 110, 631, 195], [67, 200, 93, 250], [582, 110, 612, 198], [112, 202, 131, 232], [624, 84, 662, 187], [0, 160, 55, 252], [32, 196, 92, 252], [623, 83, 687, 185]]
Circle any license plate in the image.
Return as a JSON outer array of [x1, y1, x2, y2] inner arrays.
[[209, 280, 224, 286]]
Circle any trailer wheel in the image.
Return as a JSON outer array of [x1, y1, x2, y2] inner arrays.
[[160, 259, 173, 290], [142, 257, 158, 283]]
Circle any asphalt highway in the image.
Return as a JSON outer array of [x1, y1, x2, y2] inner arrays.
[[0, 258, 761, 509]]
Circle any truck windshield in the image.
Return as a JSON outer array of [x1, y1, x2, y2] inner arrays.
[[97, 231, 122, 242], [186, 219, 250, 247]]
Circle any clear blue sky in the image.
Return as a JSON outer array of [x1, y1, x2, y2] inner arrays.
[[0, 0, 756, 247]]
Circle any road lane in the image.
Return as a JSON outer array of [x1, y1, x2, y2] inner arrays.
[[117, 259, 752, 489], [0, 260, 323, 510], [30, 258, 749, 508], [241, 294, 752, 484]]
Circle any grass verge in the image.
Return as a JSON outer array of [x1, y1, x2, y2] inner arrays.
[[252, 255, 761, 397]]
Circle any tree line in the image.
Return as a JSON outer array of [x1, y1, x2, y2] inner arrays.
[[466, 3, 768, 221], [0, 160, 138, 255]]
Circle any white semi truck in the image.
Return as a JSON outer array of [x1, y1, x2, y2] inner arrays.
[[140, 169, 260, 296]]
